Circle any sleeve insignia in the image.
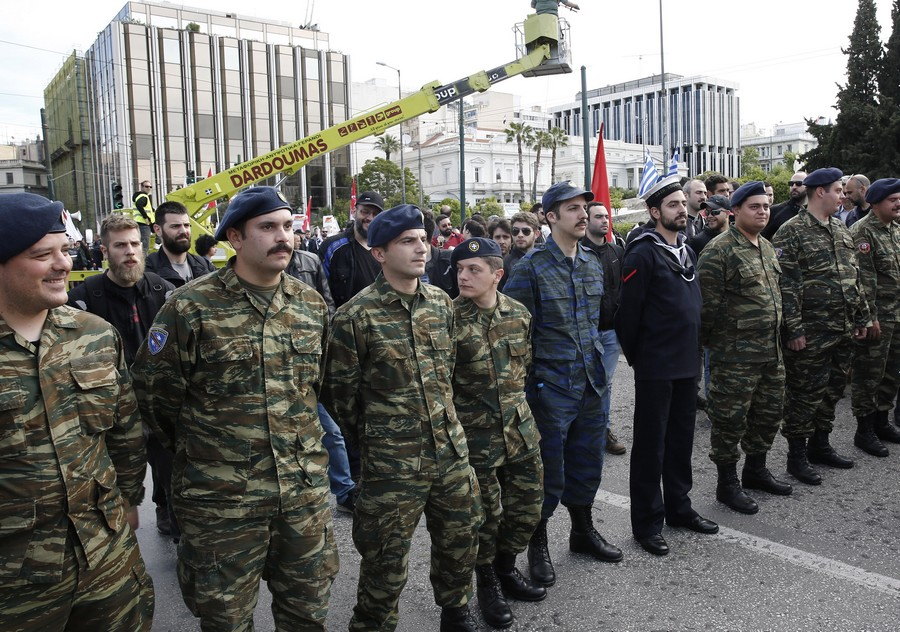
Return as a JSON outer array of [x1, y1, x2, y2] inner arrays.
[[858, 242, 871, 254], [774, 247, 783, 259], [147, 326, 169, 355]]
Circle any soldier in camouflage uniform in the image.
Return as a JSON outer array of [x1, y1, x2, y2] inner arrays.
[[321, 205, 482, 632], [132, 187, 337, 631], [773, 168, 871, 485], [698, 182, 793, 516], [848, 178, 900, 456], [0, 193, 153, 631], [451, 238, 545, 629]]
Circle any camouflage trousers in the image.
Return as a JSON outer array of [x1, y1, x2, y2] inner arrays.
[[176, 497, 338, 632], [0, 524, 153, 632], [708, 359, 785, 464], [472, 452, 544, 566], [851, 321, 900, 417], [783, 331, 852, 439], [349, 455, 482, 632]]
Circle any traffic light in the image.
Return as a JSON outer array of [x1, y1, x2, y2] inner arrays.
[[186, 170, 196, 185], [112, 182, 124, 209]]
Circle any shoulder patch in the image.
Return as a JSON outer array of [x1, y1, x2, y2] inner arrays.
[[147, 326, 169, 355], [774, 247, 783, 259], [858, 242, 871, 254]]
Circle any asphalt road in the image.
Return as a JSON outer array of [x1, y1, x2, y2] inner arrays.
[[140, 357, 900, 631]]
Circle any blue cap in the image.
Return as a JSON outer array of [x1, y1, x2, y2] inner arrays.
[[542, 181, 594, 211], [367, 204, 425, 248], [214, 187, 292, 240], [450, 237, 502, 268], [865, 178, 900, 204], [704, 194, 732, 211], [0, 193, 66, 263], [729, 181, 766, 208], [802, 167, 843, 189]]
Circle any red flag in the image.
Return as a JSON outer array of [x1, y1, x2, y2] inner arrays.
[[591, 123, 613, 243], [205, 167, 216, 210], [350, 177, 357, 212], [303, 196, 312, 232]]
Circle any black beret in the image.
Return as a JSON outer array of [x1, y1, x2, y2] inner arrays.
[[0, 193, 66, 263], [542, 181, 594, 210], [356, 191, 385, 212], [641, 174, 682, 210], [704, 194, 732, 211], [802, 167, 843, 189], [865, 178, 900, 204], [214, 187, 291, 241], [450, 237, 502, 268], [367, 204, 424, 248], [730, 181, 766, 208]]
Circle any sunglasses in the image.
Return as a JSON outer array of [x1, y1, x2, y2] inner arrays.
[[512, 227, 532, 236], [788, 181, 804, 187], [708, 209, 728, 216]]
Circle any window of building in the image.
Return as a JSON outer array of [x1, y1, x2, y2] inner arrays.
[[473, 167, 480, 183], [444, 167, 450, 184], [223, 46, 240, 71], [5, 173, 13, 184], [777, 145, 782, 155], [163, 38, 180, 63], [35, 174, 41, 186], [787, 144, 792, 153]]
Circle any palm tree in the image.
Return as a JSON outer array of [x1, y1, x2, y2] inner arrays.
[[504, 122, 534, 203], [531, 130, 552, 202], [375, 134, 400, 161], [546, 126, 569, 183]]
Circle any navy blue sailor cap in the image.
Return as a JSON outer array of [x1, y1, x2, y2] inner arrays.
[[865, 178, 900, 204], [214, 187, 292, 241], [802, 167, 843, 189], [0, 193, 67, 263], [450, 237, 502, 268], [367, 204, 425, 248], [729, 181, 766, 208]]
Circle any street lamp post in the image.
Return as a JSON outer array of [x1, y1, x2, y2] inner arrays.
[[376, 61, 406, 204]]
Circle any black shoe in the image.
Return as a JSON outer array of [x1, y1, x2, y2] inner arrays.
[[742, 454, 793, 496], [336, 486, 359, 513], [475, 564, 513, 629], [808, 431, 854, 468], [605, 428, 627, 455], [566, 505, 624, 563], [873, 411, 900, 444], [786, 437, 823, 485], [527, 519, 555, 587], [156, 505, 172, 536], [636, 533, 669, 556], [715, 463, 759, 514], [668, 514, 719, 534], [494, 553, 546, 602], [440, 605, 478, 632]]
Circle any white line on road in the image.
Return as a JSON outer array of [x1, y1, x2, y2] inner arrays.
[[595, 489, 900, 598]]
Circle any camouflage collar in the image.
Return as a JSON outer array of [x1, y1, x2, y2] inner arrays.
[[47, 305, 80, 329], [219, 259, 297, 297], [374, 271, 425, 305]]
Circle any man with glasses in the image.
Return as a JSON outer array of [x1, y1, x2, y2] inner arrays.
[[762, 171, 807, 241], [131, 180, 155, 254], [688, 195, 731, 255], [500, 212, 540, 291]]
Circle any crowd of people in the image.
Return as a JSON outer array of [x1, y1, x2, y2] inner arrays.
[[1, 163, 898, 631]]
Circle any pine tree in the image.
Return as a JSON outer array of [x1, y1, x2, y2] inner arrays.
[[875, 0, 900, 177]]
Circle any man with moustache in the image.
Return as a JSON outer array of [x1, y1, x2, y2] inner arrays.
[[616, 175, 719, 556], [499, 212, 540, 292], [145, 201, 215, 287], [132, 187, 338, 630], [68, 214, 177, 537], [698, 182, 792, 516], [762, 171, 807, 241], [488, 217, 514, 257], [505, 182, 623, 587]]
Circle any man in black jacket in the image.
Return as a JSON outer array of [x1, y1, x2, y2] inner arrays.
[[146, 201, 216, 287], [761, 171, 807, 241], [687, 195, 730, 254]]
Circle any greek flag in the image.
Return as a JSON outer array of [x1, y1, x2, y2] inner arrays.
[[667, 148, 680, 177], [638, 150, 659, 197]]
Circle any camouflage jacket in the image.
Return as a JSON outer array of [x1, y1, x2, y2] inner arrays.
[[850, 213, 900, 323], [321, 273, 469, 477], [773, 210, 870, 339], [452, 294, 540, 467], [0, 307, 145, 583], [131, 261, 329, 519], [698, 226, 783, 363]]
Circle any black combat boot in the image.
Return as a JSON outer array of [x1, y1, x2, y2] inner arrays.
[[439, 605, 478, 632], [494, 551, 546, 602], [742, 453, 792, 496], [566, 504, 623, 562], [873, 410, 900, 444], [715, 463, 759, 514], [606, 428, 627, 455], [786, 437, 822, 485], [807, 430, 854, 468], [474, 564, 513, 629], [527, 519, 556, 587], [854, 413, 889, 457]]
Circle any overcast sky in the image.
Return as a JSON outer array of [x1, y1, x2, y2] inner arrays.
[[0, 0, 895, 144]]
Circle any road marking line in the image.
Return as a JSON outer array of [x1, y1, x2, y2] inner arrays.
[[595, 489, 900, 597]]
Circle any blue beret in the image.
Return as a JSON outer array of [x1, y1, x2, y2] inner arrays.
[[865, 178, 900, 204], [214, 187, 292, 241], [730, 181, 766, 208], [367, 204, 424, 248], [450, 237, 502, 268], [0, 193, 66, 263], [704, 194, 732, 211], [802, 167, 843, 189], [542, 181, 594, 211]]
